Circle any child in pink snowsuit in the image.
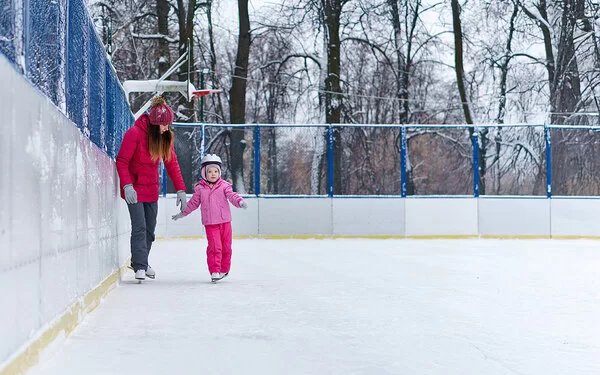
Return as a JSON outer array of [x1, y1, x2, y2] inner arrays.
[[172, 154, 247, 282]]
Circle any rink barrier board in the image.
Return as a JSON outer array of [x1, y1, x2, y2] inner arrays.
[[0, 264, 128, 375], [157, 196, 600, 238]]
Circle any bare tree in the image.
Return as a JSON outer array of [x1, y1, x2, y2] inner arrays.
[[451, 0, 473, 126], [519, 0, 584, 194], [476, 0, 522, 195], [229, 0, 251, 193]]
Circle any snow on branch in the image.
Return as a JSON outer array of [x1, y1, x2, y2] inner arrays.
[[519, 1, 552, 37], [130, 29, 179, 43], [504, 140, 541, 168]]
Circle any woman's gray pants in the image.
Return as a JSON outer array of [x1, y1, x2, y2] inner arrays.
[[127, 201, 158, 272]]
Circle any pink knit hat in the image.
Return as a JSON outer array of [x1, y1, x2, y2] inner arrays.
[[148, 97, 174, 126]]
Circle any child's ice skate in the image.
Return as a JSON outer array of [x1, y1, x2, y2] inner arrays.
[[220, 272, 229, 280], [211, 272, 223, 283]]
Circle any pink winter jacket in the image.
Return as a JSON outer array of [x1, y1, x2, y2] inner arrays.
[[182, 178, 243, 225], [116, 114, 186, 202]]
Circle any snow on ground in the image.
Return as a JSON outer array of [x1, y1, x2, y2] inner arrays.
[[27, 239, 600, 375]]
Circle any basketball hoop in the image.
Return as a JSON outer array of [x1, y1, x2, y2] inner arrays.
[[192, 89, 222, 98]]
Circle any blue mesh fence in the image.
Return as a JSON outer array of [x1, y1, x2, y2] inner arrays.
[[0, 0, 17, 67], [88, 21, 106, 151], [104, 65, 117, 157], [113, 86, 131, 158], [66, 0, 88, 134], [25, 0, 65, 106], [0, 0, 132, 160]]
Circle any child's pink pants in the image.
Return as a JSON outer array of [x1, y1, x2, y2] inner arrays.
[[204, 222, 233, 274]]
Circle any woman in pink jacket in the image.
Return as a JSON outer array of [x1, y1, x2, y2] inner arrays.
[[172, 154, 247, 282], [116, 96, 188, 281]]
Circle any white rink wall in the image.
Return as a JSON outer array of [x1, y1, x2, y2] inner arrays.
[[0, 57, 131, 372], [158, 196, 600, 238]]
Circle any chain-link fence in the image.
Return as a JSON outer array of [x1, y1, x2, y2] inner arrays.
[[0, 0, 132, 159], [167, 123, 600, 197]]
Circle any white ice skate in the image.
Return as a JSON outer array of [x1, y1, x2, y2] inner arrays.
[[211, 272, 222, 283], [145, 266, 156, 279], [128, 265, 155, 279], [135, 269, 146, 282]]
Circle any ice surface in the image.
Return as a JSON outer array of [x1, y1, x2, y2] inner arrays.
[[26, 239, 600, 375]]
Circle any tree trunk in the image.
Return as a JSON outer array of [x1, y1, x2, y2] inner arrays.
[[156, 0, 170, 76], [550, 0, 583, 195], [389, 0, 417, 194], [266, 128, 278, 193], [323, 0, 343, 194], [450, 0, 473, 126], [206, 2, 226, 123], [493, 1, 519, 194], [451, 0, 478, 193], [176, 0, 196, 89], [522, 0, 583, 195], [229, 0, 251, 193]]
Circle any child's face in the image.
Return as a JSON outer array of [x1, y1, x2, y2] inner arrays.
[[206, 167, 219, 182]]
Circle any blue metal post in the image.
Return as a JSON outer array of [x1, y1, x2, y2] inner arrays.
[[400, 126, 407, 197], [327, 126, 334, 197], [545, 124, 552, 198], [254, 125, 261, 196], [161, 162, 167, 197], [472, 128, 479, 197], [200, 123, 206, 158]]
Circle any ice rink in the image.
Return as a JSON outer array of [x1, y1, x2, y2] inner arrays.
[[27, 238, 600, 375]]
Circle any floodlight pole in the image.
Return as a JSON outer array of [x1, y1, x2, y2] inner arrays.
[[199, 68, 210, 122]]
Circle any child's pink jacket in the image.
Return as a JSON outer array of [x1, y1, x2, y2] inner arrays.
[[181, 178, 243, 225]]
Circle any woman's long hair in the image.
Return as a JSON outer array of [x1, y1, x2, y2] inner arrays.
[[147, 97, 174, 161]]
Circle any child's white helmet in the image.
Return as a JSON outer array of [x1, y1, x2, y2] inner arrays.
[[200, 154, 222, 167]]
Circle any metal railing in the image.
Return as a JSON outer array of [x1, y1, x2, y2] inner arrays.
[[163, 122, 600, 198]]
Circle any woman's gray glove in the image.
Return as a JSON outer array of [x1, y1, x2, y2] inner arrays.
[[123, 184, 137, 204], [176, 190, 187, 211]]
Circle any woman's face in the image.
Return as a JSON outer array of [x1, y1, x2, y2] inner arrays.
[[159, 124, 170, 134], [206, 167, 219, 182]]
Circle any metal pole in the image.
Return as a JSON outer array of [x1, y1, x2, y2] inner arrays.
[[200, 123, 205, 157], [254, 125, 261, 196], [400, 126, 407, 197], [545, 124, 552, 198], [162, 162, 167, 197], [327, 126, 334, 197], [472, 128, 479, 197]]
